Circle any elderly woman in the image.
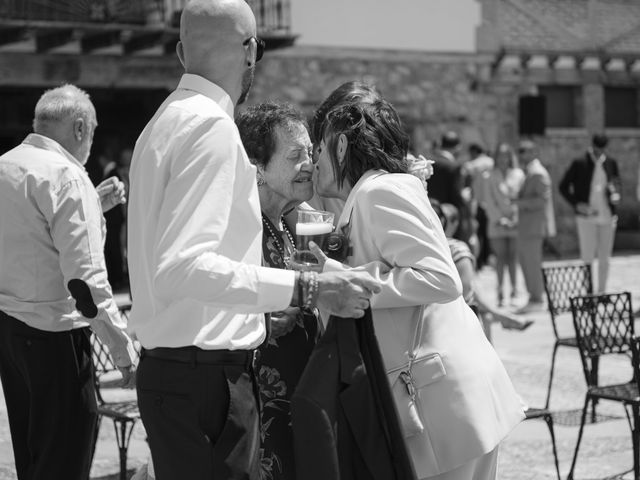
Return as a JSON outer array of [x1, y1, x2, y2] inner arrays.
[[310, 96, 524, 480], [236, 102, 321, 480]]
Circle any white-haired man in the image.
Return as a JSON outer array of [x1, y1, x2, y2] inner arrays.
[[0, 84, 136, 480]]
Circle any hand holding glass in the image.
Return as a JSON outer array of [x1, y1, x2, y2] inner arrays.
[[290, 209, 334, 272]]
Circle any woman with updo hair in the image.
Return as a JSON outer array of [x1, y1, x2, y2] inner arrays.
[[306, 94, 524, 480]]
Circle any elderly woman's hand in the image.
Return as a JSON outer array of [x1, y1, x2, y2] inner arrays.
[[269, 307, 300, 339]]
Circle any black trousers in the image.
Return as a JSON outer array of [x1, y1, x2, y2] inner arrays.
[[137, 347, 261, 480], [0, 311, 98, 480]]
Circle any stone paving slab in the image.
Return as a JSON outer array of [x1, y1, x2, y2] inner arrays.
[[0, 252, 638, 479]]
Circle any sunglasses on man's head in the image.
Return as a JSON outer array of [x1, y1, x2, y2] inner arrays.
[[243, 36, 265, 62]]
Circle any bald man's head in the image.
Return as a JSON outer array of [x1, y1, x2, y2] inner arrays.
[[177, 0, 258, 103]]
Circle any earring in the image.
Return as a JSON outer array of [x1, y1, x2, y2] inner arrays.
[[257, 178, 265, 186]]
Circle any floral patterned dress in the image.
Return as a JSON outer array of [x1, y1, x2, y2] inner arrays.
[[259, 215, 321, 480]]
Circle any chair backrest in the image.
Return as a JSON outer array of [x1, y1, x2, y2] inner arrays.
[[542, 261, 593, 338], [570, 292, 634, 387]]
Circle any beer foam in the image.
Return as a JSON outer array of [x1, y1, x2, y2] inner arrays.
[[296, 222, 333, 235]]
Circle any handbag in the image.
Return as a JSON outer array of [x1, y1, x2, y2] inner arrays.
[[387, 309, 446, 438]]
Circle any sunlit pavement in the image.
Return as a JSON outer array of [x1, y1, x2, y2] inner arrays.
[[0, 252, 638, 479]]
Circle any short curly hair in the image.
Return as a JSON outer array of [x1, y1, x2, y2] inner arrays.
[[236, 101, 308, 168], [322, 99, 409, 189]]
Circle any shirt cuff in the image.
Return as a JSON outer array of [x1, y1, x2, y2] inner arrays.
[[256, 266, 297, 312]]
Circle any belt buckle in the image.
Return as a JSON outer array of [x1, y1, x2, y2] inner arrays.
[[251, 349, 261, 371]]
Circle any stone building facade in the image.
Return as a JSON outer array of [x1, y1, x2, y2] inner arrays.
[[246, 45, 640, 255], [0, 0, 638, 255]]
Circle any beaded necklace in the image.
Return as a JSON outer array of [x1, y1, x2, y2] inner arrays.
[[261, 214, 296, 267]]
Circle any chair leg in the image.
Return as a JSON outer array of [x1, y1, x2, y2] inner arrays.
[[113, 419, 138, 480], [543, 414, 561, 480], [589, 356, 599, 422], [90, 414, 103, 469], [545, 341, 560, 409], [567, 395, 591, 480], [632, 405, 639, 480]]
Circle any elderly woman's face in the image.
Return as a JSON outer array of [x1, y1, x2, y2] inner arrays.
[[262, 122, 314, 206]]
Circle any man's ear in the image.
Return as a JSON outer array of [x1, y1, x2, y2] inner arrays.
[[176, 41, 185, 68], [73, 117, 85, 142], [337, 134, 348, 165]]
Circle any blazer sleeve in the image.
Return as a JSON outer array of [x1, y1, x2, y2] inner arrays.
[[353, 179, 463, 309], [518, 172, 550, 212], [558, 161, 577, 208]]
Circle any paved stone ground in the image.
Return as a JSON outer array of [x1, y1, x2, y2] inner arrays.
[[0, 252, 638, 479]]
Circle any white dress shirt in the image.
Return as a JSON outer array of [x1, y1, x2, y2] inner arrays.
[[588, 153, 613, 224], [0, 134, 136, 367], [127, 74, 295, 350]]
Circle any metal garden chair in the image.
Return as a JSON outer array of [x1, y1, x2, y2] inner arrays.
[[541, 260, 593, 411], [90, 305, 140, 480], [567, 292, 638, 480], [523, 407, 561, 480]]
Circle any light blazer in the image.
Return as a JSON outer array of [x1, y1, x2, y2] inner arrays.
[[324, 170, 525, 478], [516, 159, 556, 238]]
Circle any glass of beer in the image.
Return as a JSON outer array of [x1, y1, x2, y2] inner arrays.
[[289, 209, 334, 272]]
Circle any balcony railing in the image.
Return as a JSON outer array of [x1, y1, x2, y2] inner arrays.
[[0, 0, 296, 54], [0, 0, 167, 25]]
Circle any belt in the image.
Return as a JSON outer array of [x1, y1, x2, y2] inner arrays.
[[142, 346, 259, 369]]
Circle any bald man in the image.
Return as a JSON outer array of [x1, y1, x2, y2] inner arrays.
[[0, 84, 137, 479], [127, 1, 379, 478]]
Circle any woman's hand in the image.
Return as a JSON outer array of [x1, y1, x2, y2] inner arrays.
[[269, 307, 300, 339]]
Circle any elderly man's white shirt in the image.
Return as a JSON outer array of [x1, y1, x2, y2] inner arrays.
[[0, 134, 135, 367], [127, 74, 294, 350]]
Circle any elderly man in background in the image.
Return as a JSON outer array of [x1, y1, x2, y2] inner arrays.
[[127, 1, 379, 479], [515, 139, 556, 313], [0, 84, 137, 480]]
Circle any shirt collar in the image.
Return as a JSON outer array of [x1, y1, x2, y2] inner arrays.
[[177, 73, 234, 118], [22, 133, 84, 170], [588, 148, 606, 165]]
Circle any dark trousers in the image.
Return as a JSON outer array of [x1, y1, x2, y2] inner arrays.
[[476, 205, 491, 269], [137, 347, 261, 480], [0, 311, 98, 480]]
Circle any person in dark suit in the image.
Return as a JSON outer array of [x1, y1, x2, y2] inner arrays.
[[429, 131, 479, 257], [559, 133, 621, 293], [515, 140, 556, 313]]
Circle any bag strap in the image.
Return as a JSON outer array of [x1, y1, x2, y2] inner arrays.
[[407, 307, 425, 370]]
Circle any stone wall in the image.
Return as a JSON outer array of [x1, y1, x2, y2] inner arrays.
[[246, 46, 640, 254]]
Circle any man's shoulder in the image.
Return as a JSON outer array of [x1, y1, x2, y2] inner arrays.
[[167, 89, 231, 123], [570, 153, 590, 167]]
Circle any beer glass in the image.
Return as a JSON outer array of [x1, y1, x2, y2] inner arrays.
[[289, 209, 334, 272]]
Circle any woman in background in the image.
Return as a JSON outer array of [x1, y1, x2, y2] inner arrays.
[[483, 143, 525, 306]]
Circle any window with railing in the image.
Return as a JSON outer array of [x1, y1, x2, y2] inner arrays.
[[0, 0, 167, 25], [165, 0, 291, 33]]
